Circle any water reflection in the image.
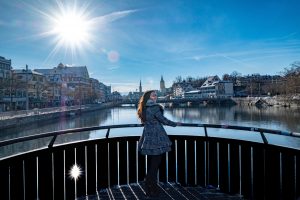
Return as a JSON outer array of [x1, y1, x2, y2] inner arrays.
[[167, 105, 300, 132]]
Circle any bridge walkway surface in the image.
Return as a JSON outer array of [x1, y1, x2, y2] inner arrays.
[[78, 182, 243, 200]]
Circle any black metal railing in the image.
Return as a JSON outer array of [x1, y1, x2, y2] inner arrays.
[[0, 123, 299, 200]]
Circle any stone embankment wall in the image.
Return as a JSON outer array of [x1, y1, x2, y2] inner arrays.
[[233, 96, 300, 107], [0, 102, 118, 130]]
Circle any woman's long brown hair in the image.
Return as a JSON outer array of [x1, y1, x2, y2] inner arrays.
[[137, 90, 154, 123]]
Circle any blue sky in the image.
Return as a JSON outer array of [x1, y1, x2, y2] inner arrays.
[[0, 0, 299, 92]]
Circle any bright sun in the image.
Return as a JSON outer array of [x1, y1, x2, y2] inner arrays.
[[52, 10, 91, 47]]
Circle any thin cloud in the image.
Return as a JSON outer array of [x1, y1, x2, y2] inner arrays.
[[0, 19, 24, 27], [107, 66, 120, 70], [91, 9, 138, 25], [218, 54, 251, 67], [110, 82, 137, 86]]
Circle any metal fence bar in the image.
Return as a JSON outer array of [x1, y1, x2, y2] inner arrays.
[[185, 140, 187, 185], [251, 147, 254, 198], [239, 145, 242, 196], [175, 140, 178, 183], [228, 144, 231, 193], [95, 144, 98, 191], [166, 152, 169, 182], [52, 153, 55, 200], [194, 140, 197, 185], [295, 155, 297, 200], [136, 141, 138, 183], [23, 160, 25, 200], [263, 149, 266, 200], [127, 141, 129, 185], [9, 166, 11, 200], [36, 156, 39, 200], [108, 143, 110, 187], [74, 148, 77, 199], [63, 150, 66, 200], [217, 142, 220, 189], [204, 141, 207, 187], [117, 142, 120, 185], [85, 146, 88, 196], [280, 152, 282, 199]]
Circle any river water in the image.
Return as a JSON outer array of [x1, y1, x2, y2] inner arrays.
[[1, 105, 300, 158]]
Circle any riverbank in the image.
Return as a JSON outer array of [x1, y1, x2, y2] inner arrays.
[[233, 95, 300, 108], [0, 102, 119, 129]]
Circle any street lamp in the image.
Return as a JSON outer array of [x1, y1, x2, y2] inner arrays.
[[26, 65, 29, 111], [10, 75, 12, 110]]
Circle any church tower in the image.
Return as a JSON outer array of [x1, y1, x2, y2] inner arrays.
[[139, 80, 142, 93], [160, 75, 166, 93]]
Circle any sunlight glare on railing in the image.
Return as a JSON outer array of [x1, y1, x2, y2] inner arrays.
[[69, 164, 82, 181]]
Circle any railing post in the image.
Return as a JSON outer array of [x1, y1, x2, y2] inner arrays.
[[260, 131, 268, 145], [48, 135, 57, 148], [106, 128, 110, 138]]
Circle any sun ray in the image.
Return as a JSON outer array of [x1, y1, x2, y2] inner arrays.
[[20, 0, 138, 64]]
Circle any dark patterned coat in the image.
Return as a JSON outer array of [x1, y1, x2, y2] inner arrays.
[[138, 100, 177, 155]]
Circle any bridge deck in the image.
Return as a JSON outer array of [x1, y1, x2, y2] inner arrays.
[[78, 182, 243, 200]]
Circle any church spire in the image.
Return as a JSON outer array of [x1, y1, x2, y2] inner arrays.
[[139, 79, 142, 93], [160, 75, 166, 92]]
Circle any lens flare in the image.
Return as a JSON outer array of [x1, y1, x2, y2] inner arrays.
[[69, 164, 82, 180], [107, 51, 120, 63]]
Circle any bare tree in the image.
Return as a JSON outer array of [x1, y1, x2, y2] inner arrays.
[[174, 76, 182, 83], [282, 61, 300, 94]]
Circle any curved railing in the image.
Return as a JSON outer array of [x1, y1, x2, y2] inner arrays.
[[0, 123, 299, 200]]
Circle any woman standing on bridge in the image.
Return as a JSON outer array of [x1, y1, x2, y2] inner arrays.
[[137, 90, 181, 197]]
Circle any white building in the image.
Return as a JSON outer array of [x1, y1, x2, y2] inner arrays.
[[184, 76, 233, 98], [173, 82, 194, 97]]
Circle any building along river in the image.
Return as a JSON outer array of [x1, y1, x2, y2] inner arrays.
[[1, 104, 300, 158]]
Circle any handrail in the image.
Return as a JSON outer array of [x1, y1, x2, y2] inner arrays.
[[0, 124, 142, 148], [0, 123, 299, 148]]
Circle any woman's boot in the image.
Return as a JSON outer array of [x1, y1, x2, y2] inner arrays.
[[145, 178, 159, 197]]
